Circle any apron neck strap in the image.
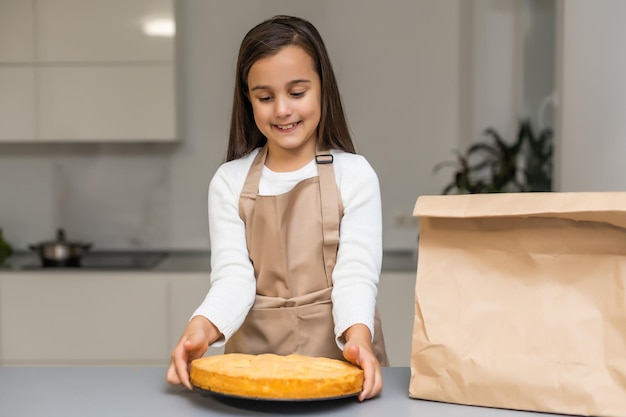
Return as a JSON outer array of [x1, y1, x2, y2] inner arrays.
[[316, 148, 340, 286], [240, 146, 267, 199]]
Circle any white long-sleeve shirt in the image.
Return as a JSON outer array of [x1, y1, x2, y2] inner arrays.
[[192, 147, 382, 349]]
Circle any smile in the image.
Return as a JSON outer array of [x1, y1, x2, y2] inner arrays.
[[275, 122, 299, 130]]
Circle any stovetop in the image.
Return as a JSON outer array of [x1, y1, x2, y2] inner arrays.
[[21, 251, 167, 270]]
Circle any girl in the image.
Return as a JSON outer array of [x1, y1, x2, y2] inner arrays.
[[166, 15, 388, 401]]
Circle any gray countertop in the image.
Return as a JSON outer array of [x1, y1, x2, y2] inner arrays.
[[0, 367, 562, 417], [0, 250, 418, 273]]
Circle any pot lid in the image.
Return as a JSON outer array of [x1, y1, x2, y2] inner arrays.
[[34, 228, 91, 247]]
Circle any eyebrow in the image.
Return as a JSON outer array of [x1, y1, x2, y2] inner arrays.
[[250, 79, 311, 91]]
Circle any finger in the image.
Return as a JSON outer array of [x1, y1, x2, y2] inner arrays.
[[343, 345, 360, 366], [183, 337, 202, 354], [185, 332, 210, 358], [165, 360, 182, 385], [370, 363, 383, 398], [179, 334, 210, 388], [358, 359, 375, 401], [359, 352, 383, 401], [173, 347, 193, 390]]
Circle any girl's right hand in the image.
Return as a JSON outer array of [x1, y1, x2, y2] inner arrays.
[[166, 315, 220, 390]]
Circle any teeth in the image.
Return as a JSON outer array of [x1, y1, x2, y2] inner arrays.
[[277, 123, 295, 130]]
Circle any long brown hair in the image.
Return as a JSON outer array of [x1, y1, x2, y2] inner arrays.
[[226, 15, 355, 161]]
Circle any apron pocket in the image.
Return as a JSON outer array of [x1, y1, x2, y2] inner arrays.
[[225, 298, 343, 360]]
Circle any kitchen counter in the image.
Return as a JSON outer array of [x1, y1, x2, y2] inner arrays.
[[0, 249, 418, 273], [0, 367, 563, 417]]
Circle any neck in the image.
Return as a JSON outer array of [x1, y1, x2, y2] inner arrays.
[[265, 143, 317, 172]]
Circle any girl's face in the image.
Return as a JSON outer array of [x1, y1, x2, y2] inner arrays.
[[247, 45, 321, 169]]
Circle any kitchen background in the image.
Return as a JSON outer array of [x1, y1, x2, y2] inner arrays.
[[1, 0, 624, 253]]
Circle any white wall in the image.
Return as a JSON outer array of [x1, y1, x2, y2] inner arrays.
[[464, 0, 523, 150], [523, 0, 556, 128], [0, 0, 532, 251], [555, 0, 626, 192]]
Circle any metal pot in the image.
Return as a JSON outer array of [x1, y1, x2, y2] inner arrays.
[[29, 228, 92, 267]]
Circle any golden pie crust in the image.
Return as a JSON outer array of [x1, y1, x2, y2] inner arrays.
[[190, 353, 364, 400]]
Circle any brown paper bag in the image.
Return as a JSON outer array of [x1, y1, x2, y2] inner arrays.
[[409, 192, 626, 417]]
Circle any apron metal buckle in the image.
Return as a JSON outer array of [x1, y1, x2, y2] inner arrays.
[[315, 154, 334, 164]]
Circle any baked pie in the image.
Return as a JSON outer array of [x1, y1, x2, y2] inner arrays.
[[190, 353, 364, 400]]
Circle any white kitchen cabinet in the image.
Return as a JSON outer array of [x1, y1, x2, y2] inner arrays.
[[0, 271, 221, 366], [0, 273, 170, 365], [0, 0, 177, 143], [377, 272, 416, 367], [36, 0, 173, 62], [38, 66, 176, 141], [0, 68, 36, 140], [0, 0, 34, 62]]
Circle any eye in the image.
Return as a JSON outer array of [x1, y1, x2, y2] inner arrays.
[[257, 96, 272, 103], [291, 91, 305, 98]]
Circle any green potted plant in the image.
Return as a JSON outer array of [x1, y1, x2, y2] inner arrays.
[[0, 228, 13, 267], [433, 119, 553, 194]]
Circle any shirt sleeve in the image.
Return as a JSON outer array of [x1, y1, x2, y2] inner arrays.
[[330, 154, 382, 349], [191, 163, 257, 345]]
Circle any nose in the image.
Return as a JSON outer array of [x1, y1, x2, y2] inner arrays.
[[274, 95, 292, 118]]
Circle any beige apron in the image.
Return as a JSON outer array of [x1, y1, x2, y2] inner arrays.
[[225, 146, 388, 365]]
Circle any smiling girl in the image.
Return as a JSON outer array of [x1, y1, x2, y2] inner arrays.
[[166, 15, 388, 401]]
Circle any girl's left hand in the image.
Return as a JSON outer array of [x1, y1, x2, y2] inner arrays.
[[342, 324, 382, 401]]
